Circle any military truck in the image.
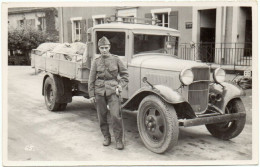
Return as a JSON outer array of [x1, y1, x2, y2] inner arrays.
[[31, 17, 246, 154]]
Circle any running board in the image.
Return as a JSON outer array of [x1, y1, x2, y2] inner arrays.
[[179, 113, 246, 127]]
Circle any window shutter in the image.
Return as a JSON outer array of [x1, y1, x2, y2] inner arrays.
[[24, 19, 29, 27], [31, 19, 36, 28], [67, 20, 72, 43], [169, 11, 178, 29], [144, 13, 152, 24], [80, 19, 87, 42], [87, 18, 93, 29]]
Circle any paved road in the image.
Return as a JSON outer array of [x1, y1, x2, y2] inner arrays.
[[7, 66, 253, 162]]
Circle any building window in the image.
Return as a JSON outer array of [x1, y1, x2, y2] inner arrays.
[[73, 20, 81, 42], [154, 13, 169, 27], [18, 19, 35, 28], [122, 15, 134, 23], [151, 8, 171, 27], [95, 18, 104, 25], [18, 20, 24, 27], [117, 8, 137, 23], [38, 17, 46, 31], [92, 15, 106, 26], [70, 17, 83, 42]]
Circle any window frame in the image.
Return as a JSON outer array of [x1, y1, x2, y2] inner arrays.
[[70, 17, 83, 42], [117, 8, 137, 23], [92, 14, 106, 26], [39, 17, 46, 31], [151, 8, 171, 27], [19, 20, 24, 27], [93, 29, 129, 58]]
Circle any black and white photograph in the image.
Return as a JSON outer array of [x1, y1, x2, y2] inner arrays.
[[2, 1, 258, 166]]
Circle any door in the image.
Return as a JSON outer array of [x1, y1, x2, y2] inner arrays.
[[94, 29, 129, 98], [200, 28, 215, 63]]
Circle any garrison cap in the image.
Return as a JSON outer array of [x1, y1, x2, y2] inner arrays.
[[98, 36, 110, 47]]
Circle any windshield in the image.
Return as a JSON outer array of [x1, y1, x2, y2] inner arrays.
[[134, 34, 178, 56]]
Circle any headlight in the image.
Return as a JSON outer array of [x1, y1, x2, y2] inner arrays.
[[213, 68, 226, 83], [180, 69, 194, 85]]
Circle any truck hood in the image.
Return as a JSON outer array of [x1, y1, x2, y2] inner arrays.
[[130, 54, 209, 71]]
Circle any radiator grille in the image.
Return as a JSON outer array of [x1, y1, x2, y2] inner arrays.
[[188, 68, 210, 113]]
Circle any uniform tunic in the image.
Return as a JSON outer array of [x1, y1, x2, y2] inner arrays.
[[88, 54, 128, 97], [88, 54, 129, 140]]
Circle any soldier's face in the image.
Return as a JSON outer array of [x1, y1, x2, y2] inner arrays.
[[99, 45, 110, 55]]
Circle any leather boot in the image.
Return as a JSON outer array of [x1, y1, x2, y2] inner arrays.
[[116, 140, 124, 150], [103, 137, 111, 146]]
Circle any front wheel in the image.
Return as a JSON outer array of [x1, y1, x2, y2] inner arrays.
[[205, 98, 246, 140], [137, 95, 179, 154]]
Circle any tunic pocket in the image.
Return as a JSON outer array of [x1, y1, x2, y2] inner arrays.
[[108, 65, 118, 77]]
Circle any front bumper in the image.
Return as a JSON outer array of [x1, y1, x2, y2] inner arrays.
[[179, 113, 246, 127]]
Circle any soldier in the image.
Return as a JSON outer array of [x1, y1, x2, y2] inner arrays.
[[88, 36, 129, 150]]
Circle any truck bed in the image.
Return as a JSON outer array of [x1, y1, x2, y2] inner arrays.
[[31, 49, 90, 83]]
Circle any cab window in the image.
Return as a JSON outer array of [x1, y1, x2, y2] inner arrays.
[[96, 31, 125, 56]]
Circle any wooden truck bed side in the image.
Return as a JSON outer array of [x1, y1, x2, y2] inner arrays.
[[31, 49, 90, 83]]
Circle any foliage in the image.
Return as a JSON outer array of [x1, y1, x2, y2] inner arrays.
[[8, 27, 58, 53], [8, 27, 59, 65]]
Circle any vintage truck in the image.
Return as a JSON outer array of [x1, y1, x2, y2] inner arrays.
[[31, 19, 246, 154]]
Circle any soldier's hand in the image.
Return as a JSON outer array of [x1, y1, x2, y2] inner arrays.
[[89, 97, 96, 103], [116, 85, 122, 96]]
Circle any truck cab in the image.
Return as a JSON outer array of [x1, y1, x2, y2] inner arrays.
[[88, 23, 180, 99]]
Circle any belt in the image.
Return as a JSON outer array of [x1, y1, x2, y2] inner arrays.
[[97, 77, 117, 81]]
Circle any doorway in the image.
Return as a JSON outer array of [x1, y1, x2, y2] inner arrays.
[[199, 9, 216, 63], [200, 27, 215, 62]]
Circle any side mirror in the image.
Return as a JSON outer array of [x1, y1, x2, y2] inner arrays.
[[165, 41, 174, 49], [189, 41, 195, 48], [142, 77, 147, 83]]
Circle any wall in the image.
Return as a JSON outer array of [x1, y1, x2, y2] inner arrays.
[[8, 12, 45, 29], [137, 7, 193, 44], [8, 9, 58, 37], [59, 7, 116, 43], [60, 7, 193, 44], [225, 7, 233, 43]]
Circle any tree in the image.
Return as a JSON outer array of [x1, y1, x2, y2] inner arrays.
[[8, 27, 58, 65]]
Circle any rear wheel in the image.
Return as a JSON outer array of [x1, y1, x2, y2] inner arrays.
[[137, 95, 179, 154], [44, 77, 60, 111], [58, 103, 67, 111], [205, 98, 246, 140]]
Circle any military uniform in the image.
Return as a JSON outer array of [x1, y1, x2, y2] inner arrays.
[[88, 39, 128, 146]]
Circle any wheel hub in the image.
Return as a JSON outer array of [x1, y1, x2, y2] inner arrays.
[[145, 115, 157, 132]]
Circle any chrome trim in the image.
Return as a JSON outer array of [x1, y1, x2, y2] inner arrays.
[[192, 80, 211, 83]]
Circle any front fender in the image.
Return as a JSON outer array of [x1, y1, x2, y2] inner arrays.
[[153, 85, 187, 103], [209, 82, 245, 112], [123, 85, 187, 110]]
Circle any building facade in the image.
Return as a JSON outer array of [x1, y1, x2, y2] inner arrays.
[[58, 6, 252, 66], [8, 7, 59, 35]]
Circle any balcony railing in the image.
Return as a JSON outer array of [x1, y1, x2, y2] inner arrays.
[[179, 42, 252, 67]]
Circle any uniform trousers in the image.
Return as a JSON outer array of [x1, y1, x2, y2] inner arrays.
[[95, 93, 123, 141]]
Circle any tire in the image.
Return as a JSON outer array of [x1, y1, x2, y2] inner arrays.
[[58, 103, 67, 111], [44, 77, 60, 111], [205, 98, 246, 140], [137, 95, 179, 154]]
